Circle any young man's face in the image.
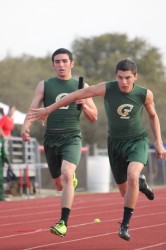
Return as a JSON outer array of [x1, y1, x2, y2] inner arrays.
[[116, 70, 137, 93], [52, 54, 74, 79]]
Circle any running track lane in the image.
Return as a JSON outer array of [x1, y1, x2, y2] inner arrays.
[[0, 188, 166, 249]]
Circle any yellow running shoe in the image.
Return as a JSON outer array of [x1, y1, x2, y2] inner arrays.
[[50, 220, 67, 237], [73, 172, 78, 190]]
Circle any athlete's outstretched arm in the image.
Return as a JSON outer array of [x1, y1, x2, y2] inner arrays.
[[27, 82, 106, 124]]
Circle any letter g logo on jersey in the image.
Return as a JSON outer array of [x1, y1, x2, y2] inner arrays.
[[117, 104, 134, 119], [56, 93, 69, 109]]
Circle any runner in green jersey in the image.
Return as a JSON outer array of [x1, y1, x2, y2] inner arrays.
[[21, 48, 97, 237], [28, 58, 166, 241]]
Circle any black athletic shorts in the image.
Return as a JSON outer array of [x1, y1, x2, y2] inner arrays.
[[44, 131, 82, 178]]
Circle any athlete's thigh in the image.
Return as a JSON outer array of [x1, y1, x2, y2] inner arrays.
[[127, 137, 148, 165], [44, 146, 61, 178], [127, 161, 144, 177], [61, 140, 82, 167], [110, 154, 128, 184], [107, 138, 128, 184]]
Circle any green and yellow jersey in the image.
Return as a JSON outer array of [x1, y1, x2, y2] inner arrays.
[[104, 81, 147, 139], [44, 77, 82, 133]]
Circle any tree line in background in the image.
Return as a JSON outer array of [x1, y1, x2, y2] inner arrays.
[[0, 33, 166, 147]]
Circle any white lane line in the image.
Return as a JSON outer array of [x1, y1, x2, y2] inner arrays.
[[22, 222, 166, 250], [135, 242, 166, 249], [0, 215, 166, 239]]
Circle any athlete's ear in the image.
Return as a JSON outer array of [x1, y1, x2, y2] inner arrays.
[[134, 73, 138, 80], [71, 60, 74, 68]]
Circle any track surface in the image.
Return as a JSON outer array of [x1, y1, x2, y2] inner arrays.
[[0, 188, 166, 250]]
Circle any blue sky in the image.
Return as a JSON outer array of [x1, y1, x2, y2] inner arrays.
[[1, 0, 166, 65]]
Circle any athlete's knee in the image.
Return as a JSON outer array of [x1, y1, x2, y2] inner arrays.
[[127, 173, 139, 188], [62, 170, 73, 185]]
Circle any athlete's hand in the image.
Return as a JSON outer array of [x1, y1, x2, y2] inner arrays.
[[155, 143, 166, 160], [27, 107, 49, 126], [21, 128, 31, 141]]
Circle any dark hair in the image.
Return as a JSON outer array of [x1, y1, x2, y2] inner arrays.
[[51, 48, 73, 63], [116, 59, 137, 75]]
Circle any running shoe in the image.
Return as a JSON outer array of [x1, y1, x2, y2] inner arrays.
[[119, 223, 130, 241], [73, 172, 78, 190], [139, 174, 154, 200], [50, 220, 67, 237]]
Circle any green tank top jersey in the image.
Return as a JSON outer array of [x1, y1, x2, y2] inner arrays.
[[104, 81, 147, 139], [44, 77, 82, 133]]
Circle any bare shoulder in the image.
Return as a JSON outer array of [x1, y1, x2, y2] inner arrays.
[[31, 80, 45, 103], [85, 82, 106, 96], [38, 80, 44, 88], [35, 80, 44, 92], [145, 89, 154, 104], [94, 82, 106, 96]]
